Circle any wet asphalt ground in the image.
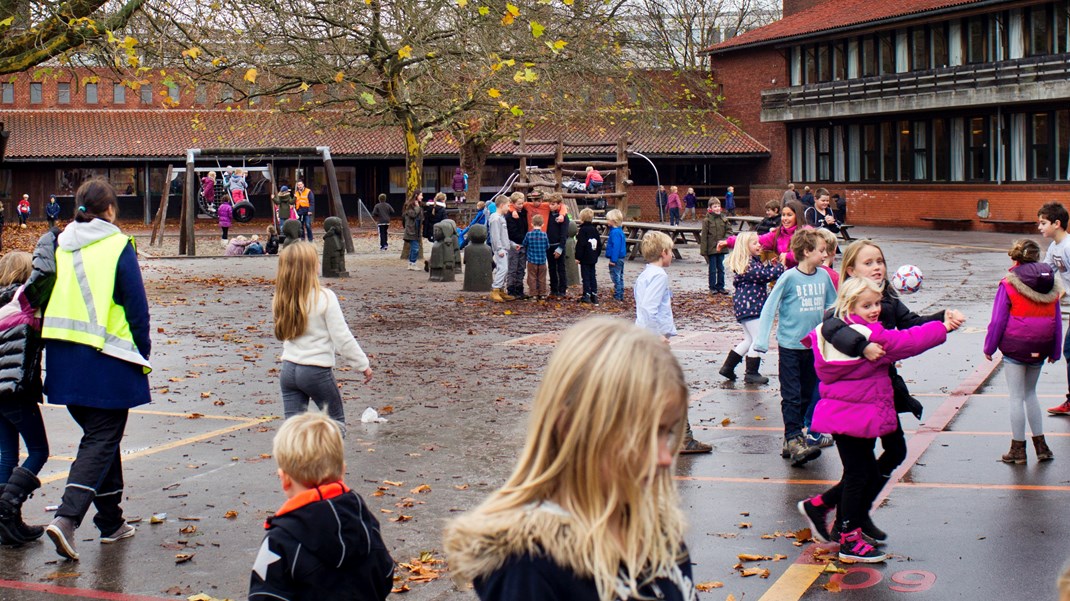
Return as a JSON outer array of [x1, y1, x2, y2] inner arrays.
[[0, 223, 1065, 601]]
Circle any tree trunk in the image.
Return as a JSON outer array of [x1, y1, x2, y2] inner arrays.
[[460, 136, 490, 202], [402, 115, 425, 201]]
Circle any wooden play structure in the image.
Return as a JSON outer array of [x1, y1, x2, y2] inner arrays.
[[149, 146, 354, 256], [512, 131, 631, 215]]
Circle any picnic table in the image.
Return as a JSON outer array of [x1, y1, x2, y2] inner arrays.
[[592, 219, 702, 260], [726, 215, 764, 233]]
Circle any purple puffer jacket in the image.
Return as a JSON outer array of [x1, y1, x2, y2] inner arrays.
[[808, 317, 947, 439], [983, 262, 1063, 363], [217, 202, 233, 228], [452, 168, 465, 192]]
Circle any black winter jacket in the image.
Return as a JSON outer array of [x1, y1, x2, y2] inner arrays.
[[506, 208, 529, 246], [546, 213, 569, 249], [0, 283, 42, 398], [574, 223, 602, 265], [249, 483, 394, 601]]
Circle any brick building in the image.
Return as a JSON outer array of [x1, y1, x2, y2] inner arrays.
[[0, 68, 768, 223], [706, 0, 1070, 229]]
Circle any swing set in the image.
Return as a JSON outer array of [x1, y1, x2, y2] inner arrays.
[[149, 146, 354, 256]]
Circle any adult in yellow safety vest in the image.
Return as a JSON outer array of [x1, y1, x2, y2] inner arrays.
[[294, 180, 315, 242], [41, 178, 151, 561]]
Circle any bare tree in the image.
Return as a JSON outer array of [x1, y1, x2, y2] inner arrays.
[[619, 0, 780, 70], [0, 0, 148, 75]]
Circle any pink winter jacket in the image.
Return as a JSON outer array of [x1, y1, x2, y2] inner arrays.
[[807, 317, 947, 439], [726, 224, 807, 267]]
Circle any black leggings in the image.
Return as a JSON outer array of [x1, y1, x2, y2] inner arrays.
[[819, 418, 907, 513], [826, 434, 879, 531]]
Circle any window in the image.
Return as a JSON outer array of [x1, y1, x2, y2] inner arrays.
[[1058, 0, 1070, 53], [221, 87, 234, 103], [932, 24, 949, 68], [1031, 113, 1051, 179], [933, 118, 950, 181], [0, 83, 12, 104], [301, 87, 314, 104], [911, 28, 930, 70], [966, 16, 988, 63], [248, 85, 258, 106], [804, 46, 817, 83], [861, 36, 878, 77], [897, 121, 913, 181], [195, 85, 207, 104], [862, 124, 880, 181], [168, 86, 180, 103], [967, 116, 989, 181], [29, 82, 41, 104], [816, 127, 832, 181], [832, 42, 847, 80], [881, 122, 896, 180], [913, 121, 929, 180], [85, 83, 98, 104], [56, 168, 107, 196], [140, 85, 152, 104], [1056, 109, 1070, 180], [878, 31, 895, 74], [113, 83, 126, 104], [57, 82, 70, 104], [111, 168, 138, 195], [1027, 4, 1053, 56], [816, 44, 830, 82]]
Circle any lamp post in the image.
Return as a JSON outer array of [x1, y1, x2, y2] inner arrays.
[[629, 150, 662, 222]]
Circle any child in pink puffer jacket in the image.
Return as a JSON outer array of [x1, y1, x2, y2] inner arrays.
[[719, 200, 810, 267], [798, 277, 958, 564]]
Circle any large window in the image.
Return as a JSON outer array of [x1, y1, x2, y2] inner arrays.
[[140, 85, 152, 104], [933, 118, 950, 181], [898, 121, 913, 181], [0, 83, 12, 104], [57, 82, 70, 104], [862, 125, 880, 181], [1059, 109, 1070, 181], [1028, 4, 1053, 56], [881, 122, 896, 181], [113, 83, 126, 104], [861, 36, 878, 77], [85, 83, 98, 104], [29, 82, 41, 104], [967, 117, 989, 181], [911, 28, 930, 70], [879, 31, 896, 74], [816, 127, 832, 181]]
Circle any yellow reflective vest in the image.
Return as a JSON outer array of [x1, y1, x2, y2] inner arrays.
[[42, 232, 151, 373]]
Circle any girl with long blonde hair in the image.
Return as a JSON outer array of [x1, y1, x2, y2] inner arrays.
[[273, 242, 372, 435], [445, 317, 695, 601], [718, 231, 784, 382]]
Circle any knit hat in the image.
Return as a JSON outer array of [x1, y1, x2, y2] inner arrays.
[[279, 185, 290, 192]]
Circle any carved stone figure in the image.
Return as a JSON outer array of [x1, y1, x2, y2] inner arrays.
[[322, 216, 349, 278], [565, 220, 580, 287], [462, 224, 493, 292], [442, 219, 462, 274], [281, 219, 304, 249], [429, 221, 456, 282]]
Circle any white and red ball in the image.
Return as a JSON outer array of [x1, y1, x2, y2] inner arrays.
[[891, 264, 924, 294]]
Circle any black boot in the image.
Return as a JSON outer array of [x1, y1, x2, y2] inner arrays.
[[743, 356, 769, 384], [0, 466, 44, 544], [718, 350, 744, 380]]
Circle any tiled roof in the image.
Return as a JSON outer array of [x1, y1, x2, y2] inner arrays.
[[0, 109, 767, 160], [708, 0, 988, 53]]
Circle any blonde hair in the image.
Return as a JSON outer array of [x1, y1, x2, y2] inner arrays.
[[726, 232, 757, 275], [579, 208, 595, 223], [816, 228, 838, 257], [605, 209, 623, 226], [447, 318, 688, 600], [273, 242, 322, 341], [0, 251, 32, 286], [510, 192, 525, 204], [640, 231, 673, 263], [274, 412, 344, 488], [434, 192, 447, 203], [839, 239, 887, 290], [833, 277, 883, 320], [1058, 558, 1070, 600]]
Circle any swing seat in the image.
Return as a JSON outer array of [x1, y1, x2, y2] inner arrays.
[[233, 201, 255, 223]]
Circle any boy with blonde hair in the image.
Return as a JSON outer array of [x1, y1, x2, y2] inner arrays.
[[249, 413, 393, 601], [574, 208, 602, 304], [604, 209, 627, 301], [634, 231, 711, 454]]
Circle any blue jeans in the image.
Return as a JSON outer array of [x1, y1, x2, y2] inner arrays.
[[669, 208, 681, 226], [280, 361, 347, 436], [298, 209, 313, 241], [707, 254, 725, 292], [0, 401, 49, 483], [608, 260, 624, 300], [407, 239, 421, 263], [779, 347, 817, 440]]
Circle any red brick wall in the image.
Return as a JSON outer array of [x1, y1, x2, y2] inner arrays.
[[710, 48, 787, 187], [841, 184, 1069, 229]]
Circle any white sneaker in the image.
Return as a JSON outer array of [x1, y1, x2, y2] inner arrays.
[[101, 522, 135, 544]]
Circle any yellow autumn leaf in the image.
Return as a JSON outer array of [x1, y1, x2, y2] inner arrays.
[[398, 45, 413, 59], [487, 88, 501, 98], [183, 47, 202, 59], [122, 36, 138, 49], [478, 5, 489, 15], [106, 30, 118, 44], [562, 0, 573, 4], [552, 39, 568, 51], [299, 82, 310, 91], [502, 58, 516, 67], [502, 12, 515, 25], [456, 0, 467, 6], [244, 68, 258, 83], [0, 16, 14, 28], [505, 2, 519, 15], [334, 71, 345, 83], [530, 21, 544, 38]]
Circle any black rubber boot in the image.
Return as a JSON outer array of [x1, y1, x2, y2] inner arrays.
[[743, 356, 769, 384], [718, 350, 744, 380], [0, 466, 44, 544]]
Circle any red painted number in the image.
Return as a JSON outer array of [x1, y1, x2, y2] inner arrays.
[[831, 567, 882, 590], [889, 570, 936, 593]]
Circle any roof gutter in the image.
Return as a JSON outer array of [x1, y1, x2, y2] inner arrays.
[[704, 0, 1011, 56]]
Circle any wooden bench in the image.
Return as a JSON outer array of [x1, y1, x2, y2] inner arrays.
[[920, 217, 972, 230], [980, 219, 1035, 233], [838, 224, 856, 241]]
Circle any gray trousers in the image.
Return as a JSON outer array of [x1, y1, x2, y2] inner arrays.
[[280, 361, 347, 436], [506, 246, 525, 292], [493, 250, 508, 289]]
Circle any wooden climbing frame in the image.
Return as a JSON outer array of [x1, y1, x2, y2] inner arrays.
[[512, 131, 632, 215]]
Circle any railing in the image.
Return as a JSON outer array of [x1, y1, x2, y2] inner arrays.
[[761, 53, 1070, 117]]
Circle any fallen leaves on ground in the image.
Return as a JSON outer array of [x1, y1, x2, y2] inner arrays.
[[224, 510, 239, 519], [175, 553, 195, 564], [739, 567, 770, 578], [410, 484, 431, 494], [392, 551, 446, 592], [737, 554, 770, 562], [793, 527, 812, 542], [695, 581, 724, 591]]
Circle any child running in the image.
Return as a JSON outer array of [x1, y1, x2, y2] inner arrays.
[[249, 412, 393, 600], [984, 239, 1061, 463], [0, 252, 49, 545], [718, 232, 784, 383], [799, 277, 959, 563], [801, 239, 965, 543], [754, 229, 837, 466], [444, 317, 698, 601], [272, 242, 373, 436]]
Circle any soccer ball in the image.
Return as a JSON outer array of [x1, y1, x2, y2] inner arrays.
[[892, 265, 924, 294]]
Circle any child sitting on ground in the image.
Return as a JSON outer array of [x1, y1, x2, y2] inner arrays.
[[265, 225, 280, 255], [225, 235, 254, 256], [249, 412, 394, 600]]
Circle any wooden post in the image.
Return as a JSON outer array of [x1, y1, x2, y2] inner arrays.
[[181, 155, 197, 256], [554, 140, 563, 194], [150, 165, 173, 247], [268, 163, 279, 232], [616, 137, 629, 216], [320, 147, 355, 253]]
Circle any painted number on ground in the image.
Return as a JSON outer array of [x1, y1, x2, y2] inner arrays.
[[831, 568, 936, 593]]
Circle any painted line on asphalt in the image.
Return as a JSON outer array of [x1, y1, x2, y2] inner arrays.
[[0, 579, 172, 601], [42, 403, 263, 422], [677, 476, 838, 486], [695, 424, 1070, 437], [39, 416, 275, 486], [676, 475, 1070, 492]]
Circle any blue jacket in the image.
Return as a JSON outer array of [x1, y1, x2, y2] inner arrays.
[[46, 201, 61, 219], [44, 237, 151, 409], [605, 227, 626, 263]]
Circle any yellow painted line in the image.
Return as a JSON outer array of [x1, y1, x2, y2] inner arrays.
[[41, 403, 264, 422], [39, 416, 275, 486], [757, 564, 826, 601]]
